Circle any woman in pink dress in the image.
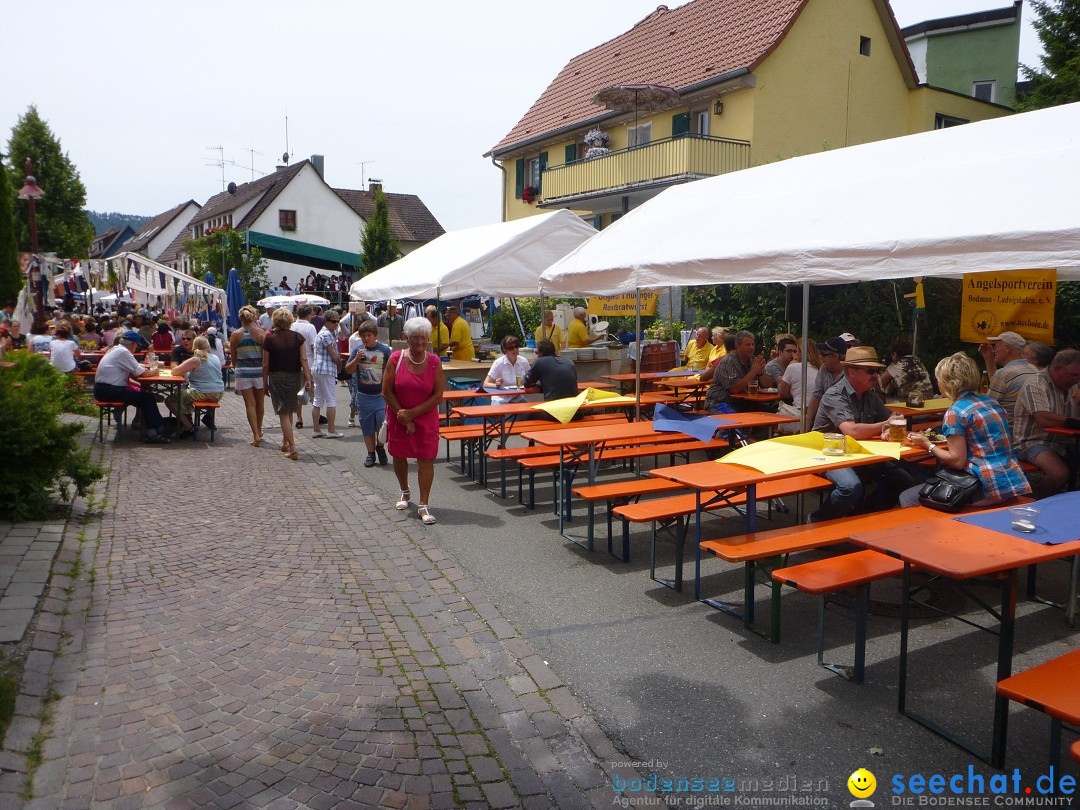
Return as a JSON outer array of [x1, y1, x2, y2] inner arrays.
[[382, 317, 445, 524]]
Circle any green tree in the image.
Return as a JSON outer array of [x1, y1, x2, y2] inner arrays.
[[6, 106, 95, 257], [358, 188, 400, 275], [1018, 0, 1080, 110], [183, 226, 269, 303], [0, 162, 21, 303]]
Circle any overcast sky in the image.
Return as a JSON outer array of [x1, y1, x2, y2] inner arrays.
[[4, 1, 1042, 234]]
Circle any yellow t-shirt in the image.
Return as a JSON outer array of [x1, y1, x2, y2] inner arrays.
[[534, 323, 563, 354], [683, 340, 711, 369], [567, 318, 590, 348], [429, 322, 450, 355], [450, 317, 474, 361], [708, 343, 727, 364]]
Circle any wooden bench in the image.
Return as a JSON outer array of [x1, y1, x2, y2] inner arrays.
[[697, 506, 935, 643], [996, 649, 1080, 771], [517, 438, 713, 513], [612, 475, 832, 592], [93, 400, 127, 443], [771, 550, 905, 683], [573, 478, 688, 554], [191, 401, 220, 442]]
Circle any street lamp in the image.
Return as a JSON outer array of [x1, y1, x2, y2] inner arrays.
[[17, 158, 45, 328]]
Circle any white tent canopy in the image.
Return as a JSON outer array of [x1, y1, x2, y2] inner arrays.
[[540, 101, 1080, 295], [350, 209, 597, 301]]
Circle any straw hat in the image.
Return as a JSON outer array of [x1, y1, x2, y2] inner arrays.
[[842, 346, 886, 368]]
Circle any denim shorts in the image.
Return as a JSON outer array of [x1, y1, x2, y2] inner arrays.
[[1018, 443, 1061, 463]]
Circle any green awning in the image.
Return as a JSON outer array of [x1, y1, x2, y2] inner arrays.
[[246, 231, 362, 268]]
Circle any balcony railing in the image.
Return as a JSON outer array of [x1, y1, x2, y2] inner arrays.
[[540, 134, 751, 204]]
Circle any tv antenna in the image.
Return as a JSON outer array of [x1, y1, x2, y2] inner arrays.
[[281, 112, 293, 165], [245, 148, 266, 181], [205, 146, 225, 190], [356, 160, 376, 188]]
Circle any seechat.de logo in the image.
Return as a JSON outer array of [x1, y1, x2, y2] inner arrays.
[[848, 768, 877, 807]]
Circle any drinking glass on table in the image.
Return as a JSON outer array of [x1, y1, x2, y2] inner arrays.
[[747, 380, 759, 396]]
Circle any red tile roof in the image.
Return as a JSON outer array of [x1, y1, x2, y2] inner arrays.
[[488, 0, 808, 156], [334, 189, 445, 244]]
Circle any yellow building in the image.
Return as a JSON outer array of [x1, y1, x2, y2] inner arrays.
[[484, 0, 1012, 225]]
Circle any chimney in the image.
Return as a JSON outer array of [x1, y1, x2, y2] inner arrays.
[[310, 154, 325, 178], [369, 179, 383, 194]]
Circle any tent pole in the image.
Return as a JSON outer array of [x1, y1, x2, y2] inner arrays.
[[799, 282, 810, 433], [634, 288, 642, 423], [539, 290, 545, 346], [911, 309, 919, 359]]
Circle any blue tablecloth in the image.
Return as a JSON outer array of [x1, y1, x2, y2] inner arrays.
[[954, 491, 1080, 544], [652, 403, 732, 444]]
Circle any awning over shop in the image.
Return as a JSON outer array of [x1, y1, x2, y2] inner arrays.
[[247, 231, 361, 270]]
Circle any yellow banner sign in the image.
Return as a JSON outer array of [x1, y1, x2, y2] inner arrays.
[[587, 291, 659, 317], [959, 270, 1056, 344]]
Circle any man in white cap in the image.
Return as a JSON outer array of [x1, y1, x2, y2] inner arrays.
[[978, 331, 1038, 422]]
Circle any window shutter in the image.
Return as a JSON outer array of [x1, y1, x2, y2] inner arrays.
[[515, 159, 525, 198], [672, 112, 690, 138], [537, 151, 548, 194], [565, 144, 577, 165], [592, 215, 603, 230]]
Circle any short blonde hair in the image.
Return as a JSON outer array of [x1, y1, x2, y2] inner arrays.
[[272, 308, 295, 330], [239, 304, 259, 325], [934, 352, 979, 399]]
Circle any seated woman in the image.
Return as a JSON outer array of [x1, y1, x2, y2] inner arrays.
[[167, 336, 225, 435], [48, 323, 81, 373], [151, 321, 174, 357], [900, 352, 1030, 507], [483, 335, 531, 406]]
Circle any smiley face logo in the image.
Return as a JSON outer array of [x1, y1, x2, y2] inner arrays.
[[847, 768, 876, 798]]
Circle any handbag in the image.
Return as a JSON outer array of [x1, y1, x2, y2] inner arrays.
[[917, 467, 981, 512], [378, 350, 408, 446]]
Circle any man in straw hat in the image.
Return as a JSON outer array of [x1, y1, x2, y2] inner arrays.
[[810, 345, 925, 521]]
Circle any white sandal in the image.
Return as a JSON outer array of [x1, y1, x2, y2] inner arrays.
[[418, 505, 436, 525], [395, 490, 410, 510]]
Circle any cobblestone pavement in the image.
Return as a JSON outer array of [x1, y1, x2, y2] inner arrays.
[[0, 396, 652, 809]]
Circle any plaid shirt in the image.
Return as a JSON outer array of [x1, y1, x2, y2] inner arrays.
[[311, 327, 339, 377], [1013, 368, 1080, 453], [944, 392, 1029, 502], [705, 352, 750, 410]]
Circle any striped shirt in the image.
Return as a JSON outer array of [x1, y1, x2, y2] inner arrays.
[[1012, 368, 1080, 454], [987, 358, 1038, 421], [233, 328, 262, 379], [943, 392, 1029, 502]]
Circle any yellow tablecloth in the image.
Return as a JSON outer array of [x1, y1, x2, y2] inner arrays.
[[720, 431, 903, 474], [531, 388, 632, 424]]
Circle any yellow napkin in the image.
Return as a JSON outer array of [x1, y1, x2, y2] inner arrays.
[[720, 431, 903, 474], [531, 387, 632, 424]]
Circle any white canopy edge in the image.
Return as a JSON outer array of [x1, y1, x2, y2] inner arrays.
[[540, 101, 1080, 295], [350, 209, 597, 301]]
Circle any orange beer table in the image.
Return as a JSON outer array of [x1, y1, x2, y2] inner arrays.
[[522, 412, 796, 550], [850, 507, 1080, 768]]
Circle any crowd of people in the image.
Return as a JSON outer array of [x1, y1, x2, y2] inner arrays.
[[4, 291, 1077, 528], [675, 323, 1080, 519]]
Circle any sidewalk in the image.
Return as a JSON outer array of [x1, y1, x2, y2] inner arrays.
[[0, 398, 650, 809]]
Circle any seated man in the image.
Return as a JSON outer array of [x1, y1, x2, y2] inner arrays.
[[1012, 348, 1080, 496], [681, 327, 712, 370], [880, 336, 934, 401], [806, 337, 847, 426], [978, 331, 1038, 422], [811, 345, 923, 520], [93, 331, 171, 444], [763, 335, 797, 385], [704, 330, 769, 412], [523, 339, 578, 402]]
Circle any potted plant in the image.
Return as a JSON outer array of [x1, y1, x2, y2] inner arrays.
[[521, 185, 539, 204]]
